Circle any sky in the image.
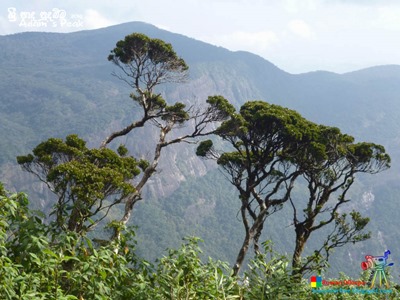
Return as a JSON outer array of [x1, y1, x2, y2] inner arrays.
[[1, 0, 400, 74]]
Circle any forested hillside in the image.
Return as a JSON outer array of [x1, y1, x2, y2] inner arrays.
[[1, 21, 400, 283]]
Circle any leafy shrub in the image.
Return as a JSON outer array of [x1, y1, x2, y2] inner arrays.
[[242, 241, 309, 300]]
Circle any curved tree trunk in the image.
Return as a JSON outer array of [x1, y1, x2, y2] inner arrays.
[[233, 231, 252, 276]]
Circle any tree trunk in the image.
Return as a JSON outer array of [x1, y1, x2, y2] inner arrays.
[[253, 222, 264, 255], [292, 235, 306, 273], [68, 205, 82, 233], [233, 206, 269, 276], [112, 127, 168, 241], [233, 230, 253, 276], [292, 224, 311, 276]]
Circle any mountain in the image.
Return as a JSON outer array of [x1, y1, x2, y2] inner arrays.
[[1, 21, 400, 277]]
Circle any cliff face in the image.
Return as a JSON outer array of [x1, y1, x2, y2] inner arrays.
[[0, 22, 282, 203]]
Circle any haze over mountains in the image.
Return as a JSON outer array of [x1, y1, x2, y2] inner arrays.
[[1, 21, 400, 277]]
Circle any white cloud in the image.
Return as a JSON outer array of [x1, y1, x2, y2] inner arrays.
[[287, 19, 315, 39], [83, 9, 114, 29], [283, 0, 318, 13], [209, 30, 279, 53]]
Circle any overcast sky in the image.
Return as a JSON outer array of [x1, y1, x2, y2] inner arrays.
[[1, 0, 400, 74]]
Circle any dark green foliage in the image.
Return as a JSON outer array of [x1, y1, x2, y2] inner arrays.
[[108, 33, 188, 90], [206, 95, 236, 120], [348, 143, 391, 167], [214, 100, 316, 166], [196, 139, 213, 157], [108, 33, 187, 71], [138, 159, 150, 171], [117, 144, 129, 157], [162, 102, 189, 124]]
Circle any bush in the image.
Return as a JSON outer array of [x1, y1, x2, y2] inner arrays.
[[2, 184, 400, 299]]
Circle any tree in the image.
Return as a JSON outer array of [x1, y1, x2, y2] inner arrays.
[[17, 33, 234, 239], [289, 126, 390, 275], [197, 100, 390, 276], [197, 101, 315, 275], [17, 134, 141, 234], [101, 33, 189, 147], [101, 33, 235, 239]]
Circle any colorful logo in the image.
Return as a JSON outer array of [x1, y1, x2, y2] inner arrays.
[[310, 276, 322, 288], [361, 250, 394, 288], [310, 276, 365, 288]]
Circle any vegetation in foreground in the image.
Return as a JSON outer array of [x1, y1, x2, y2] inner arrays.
[[1, 185, 399, 299], [1, 32, 395, 299]]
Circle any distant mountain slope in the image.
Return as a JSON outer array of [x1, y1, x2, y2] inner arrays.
[[1, 21, 400, 277]]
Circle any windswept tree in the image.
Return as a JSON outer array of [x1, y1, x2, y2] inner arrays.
[[101, 33, 189, 147], [102, 33, 235, 239], [17, 33, 235, 238], [197, 101, 315, 275], [289, 126, 390, 276], [197, 100, 390, 276]]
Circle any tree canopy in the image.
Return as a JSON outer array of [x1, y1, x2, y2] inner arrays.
[[17, 134, 141, 234], [197, 100, 390, 276], [108, 33, 188, 90]]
